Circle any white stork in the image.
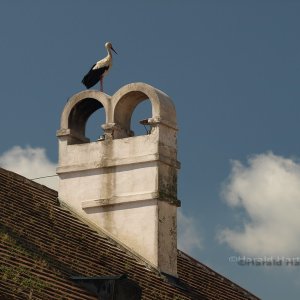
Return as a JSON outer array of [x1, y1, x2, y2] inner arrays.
[[82, 42, 117, 91]]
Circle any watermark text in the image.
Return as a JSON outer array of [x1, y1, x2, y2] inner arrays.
[[228, 256, 300, 266]]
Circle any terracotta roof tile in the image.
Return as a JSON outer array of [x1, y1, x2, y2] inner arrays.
[[0, 167, 260, 300]]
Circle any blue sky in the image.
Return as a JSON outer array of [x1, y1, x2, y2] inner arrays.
[[1, 1, 300, 299]]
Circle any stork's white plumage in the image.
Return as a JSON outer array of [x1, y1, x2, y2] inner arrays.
[[82, 42, 117, 91]]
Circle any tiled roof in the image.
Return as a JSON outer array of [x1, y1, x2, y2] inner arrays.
[[0, 167, 260, 300]]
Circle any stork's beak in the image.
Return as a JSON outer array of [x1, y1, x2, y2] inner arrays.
[[111, 46, 118, 55]]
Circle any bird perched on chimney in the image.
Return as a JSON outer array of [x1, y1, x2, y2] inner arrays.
[[82, 42, 117, 92]]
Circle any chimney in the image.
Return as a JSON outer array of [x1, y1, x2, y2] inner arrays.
[[56, 83, 180, 276]]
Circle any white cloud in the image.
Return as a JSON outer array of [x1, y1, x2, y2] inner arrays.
[[178, 209, 203, 254], [218, 152, 300, 256], [0, 146, 58, 191]]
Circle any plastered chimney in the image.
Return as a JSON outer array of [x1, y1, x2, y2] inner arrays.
[[56, 83, 180, 276]]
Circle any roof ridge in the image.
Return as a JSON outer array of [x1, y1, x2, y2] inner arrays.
[[178, 250, 260, 300], [0, 167, 57, 197], [58, 199, 162, 275]]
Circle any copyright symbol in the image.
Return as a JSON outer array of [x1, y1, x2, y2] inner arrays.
[[229, 256, 237, 263]]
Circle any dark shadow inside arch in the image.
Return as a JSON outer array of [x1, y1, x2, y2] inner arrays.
[[68, 98, 104, 143]]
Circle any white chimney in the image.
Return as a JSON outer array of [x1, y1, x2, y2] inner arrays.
[[56, 83, 180, 276]]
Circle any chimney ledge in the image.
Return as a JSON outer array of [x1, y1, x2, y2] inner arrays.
[[81, 192, 181, 209], [57, 154, 180, 174]]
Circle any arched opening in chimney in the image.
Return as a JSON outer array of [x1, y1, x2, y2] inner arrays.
[[67, 98, 106, 144], [130, 99, 152, 136], [114, 91, 155, 138]]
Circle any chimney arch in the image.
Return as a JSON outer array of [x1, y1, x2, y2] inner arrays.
[[58, 90, 111, 144], [111, 83, 177, 138]]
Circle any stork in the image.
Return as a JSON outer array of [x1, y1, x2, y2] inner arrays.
[[82, 42, 117, 92]]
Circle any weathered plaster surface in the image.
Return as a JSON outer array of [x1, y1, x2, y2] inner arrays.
[[57, 83, 180, 276]]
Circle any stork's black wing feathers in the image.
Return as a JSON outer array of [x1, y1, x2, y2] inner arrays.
[[82, 65, 109, 89]]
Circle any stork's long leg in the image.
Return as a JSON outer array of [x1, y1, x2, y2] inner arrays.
[[100, 77, 103, 92]]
